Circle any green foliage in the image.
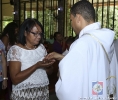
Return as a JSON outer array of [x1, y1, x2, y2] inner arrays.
[[20, 9, 57, 39], [66, 5, 118, 39], [43, 9, 57, 39], [2, 16, 13, 31], [95, 6, 118, 40], [3, 1, 118, 40]]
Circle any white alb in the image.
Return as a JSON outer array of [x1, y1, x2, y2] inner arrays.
[[56, 22, 118, 100]]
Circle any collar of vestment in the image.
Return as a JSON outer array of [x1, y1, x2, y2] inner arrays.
[[79, 22, 101, 38]]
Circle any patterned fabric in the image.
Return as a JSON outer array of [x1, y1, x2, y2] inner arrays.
[[10, 86, 49, 100], [7, 44, 49, 99]]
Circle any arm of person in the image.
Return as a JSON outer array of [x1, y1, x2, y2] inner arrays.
[[9, 60, 54, 85], [1, 52, 7, 89], [44, 52, 64, 61]]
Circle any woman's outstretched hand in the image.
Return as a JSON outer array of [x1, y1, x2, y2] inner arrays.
[[37, 60, 54, 68]]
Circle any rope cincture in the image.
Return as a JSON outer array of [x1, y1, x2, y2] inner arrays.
[[86, 33, 110, 63], [86, 33, 115, 81], [106, 76, 116, 80]]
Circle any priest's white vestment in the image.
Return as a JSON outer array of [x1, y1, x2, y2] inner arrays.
[[55, 22, 118, 100]]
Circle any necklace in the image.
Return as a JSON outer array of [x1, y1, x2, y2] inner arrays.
[[25, 44, 36, 50]]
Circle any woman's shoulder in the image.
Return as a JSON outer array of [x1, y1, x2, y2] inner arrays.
[[10, 43, 46, 51], [10, 44, 19, 48], [37, 43, 46, 50], [7, 44, 24, 58], [9, 44, 24, 52]]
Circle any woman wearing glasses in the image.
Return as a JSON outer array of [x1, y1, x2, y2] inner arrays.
[[7, 18, 54, 100]]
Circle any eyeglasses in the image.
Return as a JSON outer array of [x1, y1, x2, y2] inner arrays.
[[30, 31, 42, 37]]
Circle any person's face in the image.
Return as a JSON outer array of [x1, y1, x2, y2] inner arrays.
[[56, 34, 63, 41], [70, 14, 80, 35], [25, 24, 42, 46]]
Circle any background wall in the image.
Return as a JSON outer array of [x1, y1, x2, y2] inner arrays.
[[2, 0, 13, 17]]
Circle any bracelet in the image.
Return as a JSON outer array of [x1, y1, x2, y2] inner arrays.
[[3, 77, 8, 80]]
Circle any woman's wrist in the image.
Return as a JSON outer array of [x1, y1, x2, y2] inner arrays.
[[35, 62, 41, 69]]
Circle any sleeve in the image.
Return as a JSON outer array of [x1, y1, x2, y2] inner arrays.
[[37, 44, 47, 61], [7, 46, 21, 61], [56, 39, 90, 100], [41, 44, 47, 56]]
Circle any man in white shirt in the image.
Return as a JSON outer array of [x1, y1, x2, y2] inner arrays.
[[45, 1, 118, 100]]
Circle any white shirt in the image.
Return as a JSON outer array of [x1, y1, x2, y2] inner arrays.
[[7, 44, 49, 91], [55, 22, 118, 100]]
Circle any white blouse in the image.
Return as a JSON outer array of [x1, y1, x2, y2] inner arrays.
[[7, 44, 49, 91]]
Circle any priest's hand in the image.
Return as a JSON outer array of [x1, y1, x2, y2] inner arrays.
[[44, 52, 64, 62]]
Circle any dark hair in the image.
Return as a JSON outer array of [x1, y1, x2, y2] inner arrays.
[[18, 18, 44, 45], [1, 22, 18, 45], [71, 0, 95, 22], [54, 32, 61, 40]]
